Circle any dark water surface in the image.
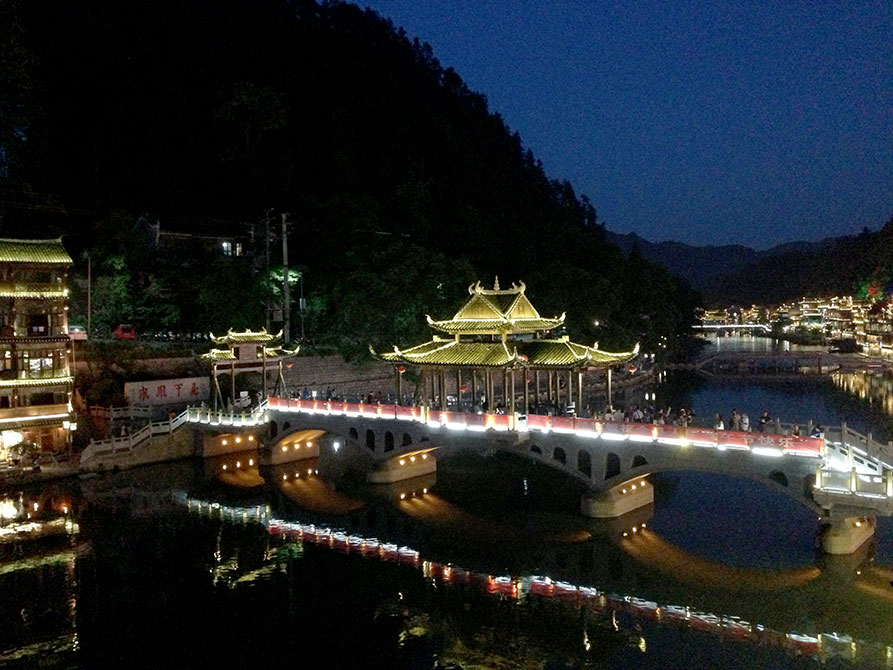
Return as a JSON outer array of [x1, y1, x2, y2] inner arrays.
[[1, 369, 892, 669]]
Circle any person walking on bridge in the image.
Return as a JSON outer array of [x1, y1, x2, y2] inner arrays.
[[741, 412, 751, 432], [759, 410, 771, 432]]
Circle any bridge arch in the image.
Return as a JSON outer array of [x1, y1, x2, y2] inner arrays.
[[553, 447, 567, 465], [530, 445, 542, 455], [384, 431, 395, 452], [601, 463, 819, 513], [349, 427, 358, 440], [768, 471, 788, 487], [366, 429, 376, 452], [631, 454, 648, 468]]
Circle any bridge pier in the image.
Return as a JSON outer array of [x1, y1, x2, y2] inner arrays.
[[367, 451, 437, 484], [580, 477, 653, 518], [820, 517, 875, 555]]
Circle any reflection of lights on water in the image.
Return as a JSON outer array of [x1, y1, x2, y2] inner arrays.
[[188, 496, 886, 660], [833, 371, 893, 416], [583, 629, 591, 651]]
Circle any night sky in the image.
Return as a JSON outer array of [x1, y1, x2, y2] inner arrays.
[[362, 1, 891, 248]]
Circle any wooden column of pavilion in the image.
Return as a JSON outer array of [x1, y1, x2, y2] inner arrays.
[[372, 280, 638, 417]]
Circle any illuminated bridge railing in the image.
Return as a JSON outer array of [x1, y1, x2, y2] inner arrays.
[[184, 398, 892, 501], [816, 468, 893, 499], [264, 397, 824, 459], [185, 404, 269, 427]]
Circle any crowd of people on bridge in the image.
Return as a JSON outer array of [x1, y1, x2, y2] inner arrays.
[[279, 385, 822, 438]]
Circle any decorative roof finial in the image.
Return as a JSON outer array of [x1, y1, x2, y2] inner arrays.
[[493, 276, 500, 291]]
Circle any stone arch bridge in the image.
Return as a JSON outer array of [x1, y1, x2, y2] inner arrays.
[[186, 397, 893, 553]]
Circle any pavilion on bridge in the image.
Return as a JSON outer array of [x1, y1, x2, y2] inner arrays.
[[371, 279, 638, 416], [201, 328, 299, 409]]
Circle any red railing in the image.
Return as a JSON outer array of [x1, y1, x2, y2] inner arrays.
[[264, 398, 823, 455]]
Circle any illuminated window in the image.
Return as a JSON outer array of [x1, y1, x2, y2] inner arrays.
[[221, 241, 233, 257]]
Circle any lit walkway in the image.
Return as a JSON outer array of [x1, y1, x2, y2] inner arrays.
[[180, 398, 893, 513]]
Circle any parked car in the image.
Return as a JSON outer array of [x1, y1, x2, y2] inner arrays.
[[113, 324, 137, 340], [68, 325, 88, 341]]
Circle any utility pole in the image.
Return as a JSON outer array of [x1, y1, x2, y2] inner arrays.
[[87, 254, 92, 338], [281, 213, 290, 344], [264, 209, 272, 332], [299, 272, 305, 342]]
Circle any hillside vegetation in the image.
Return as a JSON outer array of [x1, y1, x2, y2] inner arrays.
[[0, 0, 698, 358]]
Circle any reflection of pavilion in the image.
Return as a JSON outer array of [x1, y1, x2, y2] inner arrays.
[[201, 329, 299, 409], [372, 279, 638, 414]]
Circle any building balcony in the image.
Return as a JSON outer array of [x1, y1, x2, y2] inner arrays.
[[0, 283, 68, 300], [0, 403, 72, 429], [0, 375, 73, 389]]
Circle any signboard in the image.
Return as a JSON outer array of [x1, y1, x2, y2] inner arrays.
[[125, 377, 210, 406]]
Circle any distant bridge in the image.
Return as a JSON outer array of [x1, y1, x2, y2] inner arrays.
[[694, 323, 772, 333]]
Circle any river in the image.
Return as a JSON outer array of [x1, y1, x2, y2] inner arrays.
[[1, 341, 891, 669]]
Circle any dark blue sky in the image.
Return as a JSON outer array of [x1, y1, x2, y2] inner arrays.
[[362, 1, 891, 248]]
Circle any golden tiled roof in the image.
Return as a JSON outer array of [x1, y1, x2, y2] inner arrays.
[[0, 238, 72, 265], [521, 339, 639, 366], [427, 316, 563, 334], [372, 338, 638, 368], [201, 349, 236, 361], [429, 279, 564, 335], [374, 338, 515, 367], [210, 328, 282, 345], [201, 345, 300, 362]]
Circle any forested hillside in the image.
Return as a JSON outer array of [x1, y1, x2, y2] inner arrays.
[[710, 221, 892, 306], [609, 225, 891, 306], [0, 0, 698, 358]]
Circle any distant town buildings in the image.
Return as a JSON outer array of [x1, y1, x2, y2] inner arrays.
[[0, 238, 75, 460], [700, 295, 893, 359]]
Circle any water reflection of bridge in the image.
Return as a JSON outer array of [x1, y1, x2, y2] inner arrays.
[[178, 491, 893, 667]]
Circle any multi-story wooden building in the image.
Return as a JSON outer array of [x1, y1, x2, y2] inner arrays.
[[0, 238, 75, 458], [863, 301, 893, 358]]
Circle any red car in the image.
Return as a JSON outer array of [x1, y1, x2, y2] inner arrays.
[[113, 324, 136, 340]]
